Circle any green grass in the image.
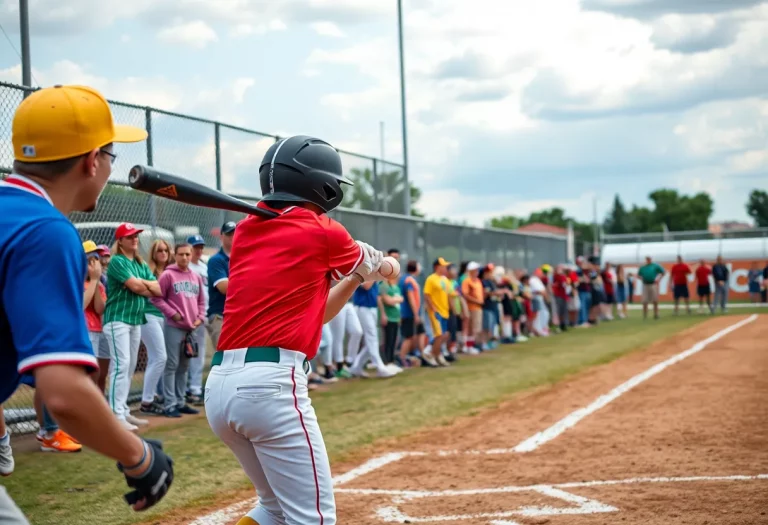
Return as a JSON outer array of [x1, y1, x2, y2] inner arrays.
[[4, 310, 761, 525]]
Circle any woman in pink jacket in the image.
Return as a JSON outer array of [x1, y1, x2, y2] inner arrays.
[[151, 243, 206, 418]]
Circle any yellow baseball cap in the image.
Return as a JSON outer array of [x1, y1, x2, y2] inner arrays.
[[82, 240, 99, 256], [12, 84, 148, 163], [433, 257, 450, 267]]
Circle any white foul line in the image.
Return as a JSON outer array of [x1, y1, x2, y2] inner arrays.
[[513, 314, 758, 452], [334, 473, 768, 497]]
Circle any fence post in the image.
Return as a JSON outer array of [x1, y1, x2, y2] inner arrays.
[[423, 221, 430, 270], [458, 226, 466, 264], [523, 236, 530, 271], [145, 108, 157, 234], [214, 123, 222, 191], [373, 159, 380, 212]]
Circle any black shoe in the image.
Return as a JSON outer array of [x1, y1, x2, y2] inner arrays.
[[140, 401, 165, 416], [444, 353, 456, 363], [178, 405, 199, 415], [186, 394, 203, 406], [164, 408, 182, 418]]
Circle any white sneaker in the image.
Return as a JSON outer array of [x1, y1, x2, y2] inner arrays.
[[125, 414, 149, 427], [436, 354, 450, 367], [349, 368, 370, 379], [365, 363, 378, 371], [119, 419, 139, 432], [467, 347, 480, 355], [516, 335, 529, 342], [0, 435, 14, 477], [386, 364, 403, 374], [376, 368, 397, 378]]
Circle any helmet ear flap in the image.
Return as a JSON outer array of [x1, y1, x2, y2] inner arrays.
[[322, 182, 339, 201]]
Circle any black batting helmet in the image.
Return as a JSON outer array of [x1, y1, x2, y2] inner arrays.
[[259, 135, 353, 213]]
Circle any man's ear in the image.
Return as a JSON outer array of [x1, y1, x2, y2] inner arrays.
[[82, 148, 100, 178]]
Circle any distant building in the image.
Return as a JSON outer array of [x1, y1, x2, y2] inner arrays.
[[515, 222, 568, 236], [708, 221, 754, 235]]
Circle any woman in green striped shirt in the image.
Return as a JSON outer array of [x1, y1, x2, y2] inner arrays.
[[103, 223, 161, 432], [138, 240, 172, 417]]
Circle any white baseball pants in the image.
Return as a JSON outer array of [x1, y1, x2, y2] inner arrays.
[[104, 321, 142, 420], [140, 314, 167, 404], [350, 306, 387, 375], [328, 302, 362, 364], [205, 348, 335, 525]]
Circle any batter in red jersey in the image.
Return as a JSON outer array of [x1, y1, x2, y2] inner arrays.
[[204, 136, 387, 525]]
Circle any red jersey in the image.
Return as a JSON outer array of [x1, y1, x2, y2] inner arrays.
[[552, 274, 569, 299], [218, 204, 364, 359], [601, 270, 614, 295], [670, 263, 691, 286], [84, 280, 106, 332], [695, 265, 712, 286]]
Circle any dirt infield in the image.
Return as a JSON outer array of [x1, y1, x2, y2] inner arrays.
[[187, 314, 768, 524]]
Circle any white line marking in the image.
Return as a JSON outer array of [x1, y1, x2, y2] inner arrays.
[[513, 314, 758, 452], [375, 483, 618, 523], [332, 452, 423, 486], [187, 498, 257, 525], [333, 473, 768, 497], [190, 474, 768, 524]]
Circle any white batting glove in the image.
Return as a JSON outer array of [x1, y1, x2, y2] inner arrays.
[[353, 240, 384, 282]]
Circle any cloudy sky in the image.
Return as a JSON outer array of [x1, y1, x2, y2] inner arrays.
[[1, 0, 767, 226]]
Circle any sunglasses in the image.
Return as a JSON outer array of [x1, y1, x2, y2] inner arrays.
[[156, 248, 169, 253]]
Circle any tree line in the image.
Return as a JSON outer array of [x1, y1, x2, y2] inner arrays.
[[340, 168, 768, 239]]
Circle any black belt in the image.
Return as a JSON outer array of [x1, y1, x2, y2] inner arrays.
[[211, 346, 310, 373]]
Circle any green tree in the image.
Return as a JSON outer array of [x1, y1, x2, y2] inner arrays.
[[648, 189, 713, 231], [488, 215, 524, 229], [488, 207, 596, 242], [746, 190, 768, 227], [342, 167, 423, 217], [603, 194, 629, 234], [625, 205, 658, 233]]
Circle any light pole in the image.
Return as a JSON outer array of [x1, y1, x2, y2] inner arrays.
[[19, 0, 32, 89], [396, 0, 411, 216]]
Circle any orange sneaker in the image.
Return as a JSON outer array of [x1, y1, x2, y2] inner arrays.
[[39, 430, 82, 453]]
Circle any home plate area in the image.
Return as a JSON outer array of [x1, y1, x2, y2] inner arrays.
[[332, 451, 768, 524]]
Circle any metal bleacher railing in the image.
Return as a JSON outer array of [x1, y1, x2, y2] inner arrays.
[[1, 81, 567, 434]]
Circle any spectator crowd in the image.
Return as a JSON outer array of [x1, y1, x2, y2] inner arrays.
[[1, 222, 764, 465]]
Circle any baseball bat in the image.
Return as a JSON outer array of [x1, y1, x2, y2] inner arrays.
[[127, 165, 278, 218]]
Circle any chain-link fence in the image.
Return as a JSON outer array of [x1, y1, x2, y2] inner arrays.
[[1, 81, 567, 435]]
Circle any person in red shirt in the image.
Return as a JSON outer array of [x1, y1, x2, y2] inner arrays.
[[567, 267, 580, 327], [601, 262, 616, 320], [670, 255, 692, 315], [552, 265, 570, 331], [83, 241, 108, 391], [204, 135, 387, 525], [695, 259, 714, 314]]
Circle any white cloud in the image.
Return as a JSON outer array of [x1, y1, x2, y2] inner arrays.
[[232, 78, 255, 104], [229, 19, 287, 37], [310, 21, 346, 38], [0, 61, 183, 111], [157, 20, 218, 48]]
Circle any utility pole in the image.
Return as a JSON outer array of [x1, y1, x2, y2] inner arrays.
[[396, 0, 411, 216], [19, 0, 32, 89]]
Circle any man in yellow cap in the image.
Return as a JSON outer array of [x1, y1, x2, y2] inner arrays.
[[0, 85, 174, 523]]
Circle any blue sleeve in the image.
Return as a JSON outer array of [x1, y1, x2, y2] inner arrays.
[[208, 255, 228, 288], [4, 220, 98, 374]]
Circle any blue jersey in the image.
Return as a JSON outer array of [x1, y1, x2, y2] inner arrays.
[[0, 175, 98, 405], [352, 283, 379, 308], [207, 248, 230, 317]]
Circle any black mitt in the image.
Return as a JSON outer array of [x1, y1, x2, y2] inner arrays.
[[117, 438, 174, 510]]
